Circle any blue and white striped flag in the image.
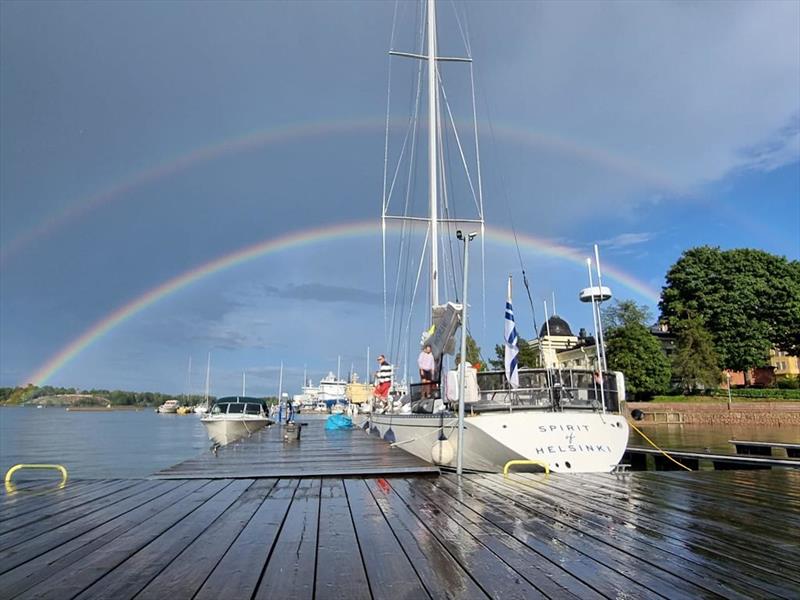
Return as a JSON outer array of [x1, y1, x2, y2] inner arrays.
[[504, 275, 519, 388]]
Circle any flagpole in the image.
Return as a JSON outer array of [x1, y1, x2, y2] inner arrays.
[[504, 275, 519, 391]]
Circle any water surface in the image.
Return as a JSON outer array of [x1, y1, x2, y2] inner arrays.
[[629, 422, 800, 453], [1, 406, 208, 479], [3, 407, 798, 479]]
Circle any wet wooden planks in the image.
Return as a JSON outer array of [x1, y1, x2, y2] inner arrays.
[[1, 469, 798, 599], [155, 419, 438, 479]]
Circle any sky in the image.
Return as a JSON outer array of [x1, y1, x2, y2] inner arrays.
[[1, 0, 798, 397]]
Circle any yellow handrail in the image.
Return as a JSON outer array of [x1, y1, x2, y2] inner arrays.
[[4, 464, 68, 493], [503, 459, 549, 477]]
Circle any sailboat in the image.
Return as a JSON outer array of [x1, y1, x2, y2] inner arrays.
[[193, 352, 211, 415], [365, 0, 629, 473]]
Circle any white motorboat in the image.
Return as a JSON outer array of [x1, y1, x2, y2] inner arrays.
[[156, 399, 179, 414], [201, 396, 272, 446], [370, 0, 629, 473]]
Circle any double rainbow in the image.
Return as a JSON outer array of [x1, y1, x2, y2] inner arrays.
[[25, 221, 660, 386]]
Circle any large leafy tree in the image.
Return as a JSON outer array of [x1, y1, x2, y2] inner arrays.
[[671, 317, 720, 393], [660, 247, 800, 373], [606, 323, 672, 399], [602, 299, 671, 399]]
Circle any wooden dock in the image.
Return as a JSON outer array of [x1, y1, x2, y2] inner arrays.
[[155, 418, 439, 479], [2, 421, 799, 599]]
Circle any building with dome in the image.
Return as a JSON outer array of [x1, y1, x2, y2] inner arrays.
[[527, 315, 600, 370]]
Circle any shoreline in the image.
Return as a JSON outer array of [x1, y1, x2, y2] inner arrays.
[[627, 401, 800, 426]]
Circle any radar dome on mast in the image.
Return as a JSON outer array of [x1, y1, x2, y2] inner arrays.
[[579, 286, 612, 303]]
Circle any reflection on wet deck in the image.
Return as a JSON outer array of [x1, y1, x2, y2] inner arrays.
[[154, 416, 439, 479], [1, 468, 798, 599]]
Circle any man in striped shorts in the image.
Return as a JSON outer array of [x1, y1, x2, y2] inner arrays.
[[373, 355, 393, 403]]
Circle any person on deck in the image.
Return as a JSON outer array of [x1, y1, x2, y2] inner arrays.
[[418, 344, 435, 398], [373, 355, 393, 406]]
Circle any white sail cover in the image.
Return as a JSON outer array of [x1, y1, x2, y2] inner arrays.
[[504, 276, 519, 388]]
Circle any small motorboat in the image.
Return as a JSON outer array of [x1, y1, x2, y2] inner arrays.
[[156, 399, 180, 414], [201, 396, 272, 447]]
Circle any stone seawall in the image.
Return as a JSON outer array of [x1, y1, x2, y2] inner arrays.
[[626, 402, 800, 426]]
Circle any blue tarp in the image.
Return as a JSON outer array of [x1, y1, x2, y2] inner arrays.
[[325, 414, 353, 430]]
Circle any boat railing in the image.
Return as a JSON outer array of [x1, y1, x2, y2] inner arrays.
[[475, 369, 621, 412], [396, 368, 620, 414]]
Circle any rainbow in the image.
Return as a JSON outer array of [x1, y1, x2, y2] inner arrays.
[[25, 221, 660, 386], [1, 118, 674, 265]]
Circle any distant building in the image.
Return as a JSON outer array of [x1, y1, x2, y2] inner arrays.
[[770, 348, 800, 380], [723, 367, 776, 388], [649, 321, 677, 359], [529, 315, 797, 388], [526, 316, 599, 370], [721, 348, 797, 388], [525, 316, 673, 373]]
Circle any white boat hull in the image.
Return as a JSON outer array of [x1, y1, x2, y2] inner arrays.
[[364, 410, 629, 473], [201, 416, 270, 446]]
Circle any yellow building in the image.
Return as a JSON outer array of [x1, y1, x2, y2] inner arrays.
[[770, 348, 800, 379]]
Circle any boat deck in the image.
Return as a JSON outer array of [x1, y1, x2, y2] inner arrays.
[[155, 417, 439, 479], [1, 469, 798, 599]]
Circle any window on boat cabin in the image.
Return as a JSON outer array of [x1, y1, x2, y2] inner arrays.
[[227, 403, 245, 414], [245, 403, 261, 415], [211, 404, 224, 414]]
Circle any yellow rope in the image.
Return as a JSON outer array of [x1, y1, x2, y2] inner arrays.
[[628, 421, 692, 471]]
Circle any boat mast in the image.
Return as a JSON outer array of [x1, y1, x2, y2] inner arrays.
[[186, 355, 192, 404], [278, 361, 283, 403], [427, 0, 440, 308], [204, 352, 211, 408]]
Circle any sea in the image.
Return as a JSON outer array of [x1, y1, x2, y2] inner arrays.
[[0, 406, 208, 480], [1, 406, 797, 479]]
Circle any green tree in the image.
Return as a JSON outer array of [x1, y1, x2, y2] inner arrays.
[[605, 323, 672, 399], [671, 317, 720, 393], [660, 247, 800, 376], [602, 299, 652, 330], [465, 335, 482, 366], [490, 335, 540, 370]]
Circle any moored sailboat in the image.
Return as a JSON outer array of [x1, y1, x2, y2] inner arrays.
[[366, 0, 629, 473]]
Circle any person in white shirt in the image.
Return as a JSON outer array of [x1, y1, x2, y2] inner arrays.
[[417, 344, 435, 398]]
